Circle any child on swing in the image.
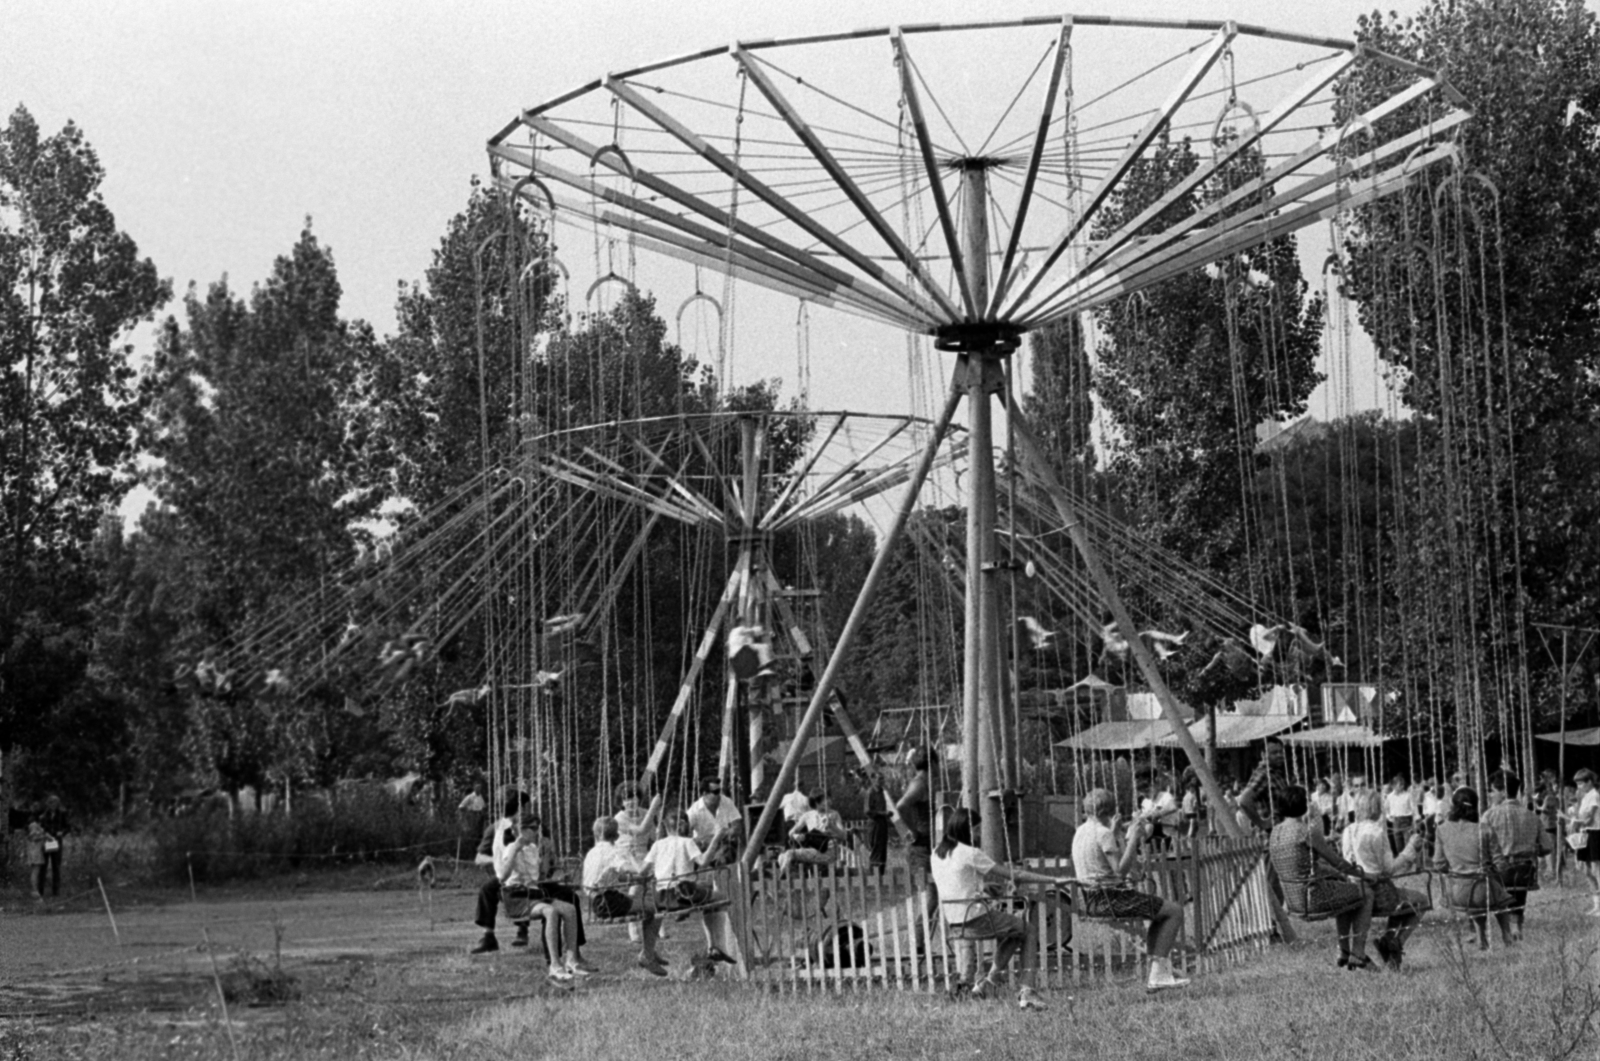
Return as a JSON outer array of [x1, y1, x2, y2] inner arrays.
[[495, 809, 583, 982], [643, 807, 737, 966]]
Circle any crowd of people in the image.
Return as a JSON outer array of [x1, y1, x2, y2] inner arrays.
[[1242, 750, 1600, 968], [453, 746, 1599, 998]]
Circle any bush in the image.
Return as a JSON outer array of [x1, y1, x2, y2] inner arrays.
[[152, 789, 458, 883]]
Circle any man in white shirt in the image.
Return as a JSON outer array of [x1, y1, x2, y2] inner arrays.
[[1335, 774, 1369, 832], [1384, 775, 1417, 855], [780, 784, 812, 838], [686, 780, 741, 855], [1070, 788, 1189, 991], [582, 816, 665, 975]]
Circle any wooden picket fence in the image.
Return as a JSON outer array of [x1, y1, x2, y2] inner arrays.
[[724, 836, 1273, 993]]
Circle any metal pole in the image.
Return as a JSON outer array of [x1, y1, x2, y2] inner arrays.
[[1006, 399, 1246, 841], [741, 379, 965, 869], [1558, 628, 1568, 885], [957, 163, 1010, 860]]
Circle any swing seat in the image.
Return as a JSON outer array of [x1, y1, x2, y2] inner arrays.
[[582, 885, 650, 925]]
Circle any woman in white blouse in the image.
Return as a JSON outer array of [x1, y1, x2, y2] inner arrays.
[[1342, 790, 1430, 969]]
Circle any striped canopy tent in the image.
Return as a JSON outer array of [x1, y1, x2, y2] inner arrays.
[[1057, 719, 1174, 752], [1278, 724, 1386, 749], [1157, 713, 1300, 749]]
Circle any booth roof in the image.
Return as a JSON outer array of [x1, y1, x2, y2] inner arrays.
[[1278, 723, 1386, 748], [1156, 713, 1300, 749], [1056, 720, 1174, 751]]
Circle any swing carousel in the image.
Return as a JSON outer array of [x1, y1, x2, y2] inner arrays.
[[208, 16, 1506, 881], [483, 15, 1474, 859]]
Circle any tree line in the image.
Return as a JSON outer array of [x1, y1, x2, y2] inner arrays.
[[5, 0, 1600, 819]]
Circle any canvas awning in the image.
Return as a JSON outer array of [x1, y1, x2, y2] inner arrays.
[[1156, 713, 1300, 749], [1279, 724, 1386, 749], [1535, 726, 1600, 747], [1056, 720, 1173, 752]]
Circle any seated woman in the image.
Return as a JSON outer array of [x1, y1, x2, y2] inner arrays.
[[1433, 787, 1515, 950], [581, 816, 666, 976], [494, 810, 584, 982], [1071, 787, 1191, 990], [931, 807, 1057, 1010], [778, 790, 848, 877], [1341, 789, 1430, 969], [1267, 784, 1376, 970]]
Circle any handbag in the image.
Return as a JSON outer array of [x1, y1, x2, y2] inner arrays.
[[42, 838, 60, 854], [1567, 831, 1587, 852]]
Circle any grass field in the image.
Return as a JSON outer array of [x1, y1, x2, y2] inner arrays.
[[1, 869, 1595, 1061]]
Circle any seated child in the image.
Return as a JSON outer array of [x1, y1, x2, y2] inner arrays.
[[643, 808, 736, 965], [1071, 787, 1191, 991], [779, 790, 849, 877], [495, 809, 584, 982], [582, 816, 666, 975], [931, 807, 1058, 1010]]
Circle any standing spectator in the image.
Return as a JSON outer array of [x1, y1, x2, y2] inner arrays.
[[1140, 775, 1181, 850], [1311, 779, 1336, 836], [457, 784, 487, 850], [25, 802, 49, 903], [862, 769, 892, 870], [1335, 774, 1368, 833], [1384, 775, 1416, 856], [895, 747, 934, 910], [37, 795, 69, 898], [1482, 771, 1550, 939], [1565, 768, 1600, 917], [1534, 770, 1562, 879], [1179, 768, 1205, 839]]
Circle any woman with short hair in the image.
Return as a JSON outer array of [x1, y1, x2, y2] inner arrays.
[[1267, 784, 1376, 970], [1432, 787, 1514, 949], [1342, 789, 1429, 969]]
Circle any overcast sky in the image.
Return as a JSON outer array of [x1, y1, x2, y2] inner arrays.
[[6, 0, 1439, 508]]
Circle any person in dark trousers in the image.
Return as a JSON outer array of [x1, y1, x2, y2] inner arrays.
[[469, 791, 590, 968], [37, 795, 69, 898]]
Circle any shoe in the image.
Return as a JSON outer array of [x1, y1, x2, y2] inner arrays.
[[1373, 936, 1395, 968], [572, 958, 600, 974], [1336, 955, 1349, 968], [1345, 955, 1378, 972], [511, 927, 529, 948], [638, 956, 668, 977], [1017, 986, 1047, 1011], [1147, 960, 1191, 991], [565, 960, 593, 978], [547, 966, 573, 982], [470, 933, 499, 954], [706, 946, 737, 965]]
